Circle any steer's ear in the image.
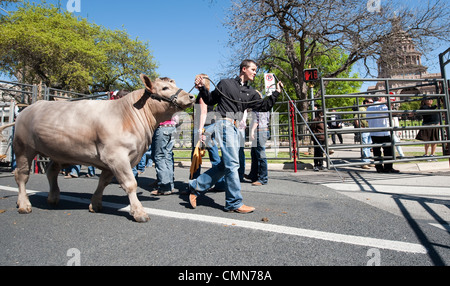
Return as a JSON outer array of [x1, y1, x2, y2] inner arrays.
[[140, 74, 154, 92]]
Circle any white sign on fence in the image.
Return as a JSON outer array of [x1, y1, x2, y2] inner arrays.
[[264, 73, 276, 96]]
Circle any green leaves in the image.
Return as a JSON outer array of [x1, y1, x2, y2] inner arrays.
[[258, 40, 362, 104], [0, 2, 158, 93]]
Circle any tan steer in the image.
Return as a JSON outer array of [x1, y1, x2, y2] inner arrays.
[[13, 74, 195, 222]]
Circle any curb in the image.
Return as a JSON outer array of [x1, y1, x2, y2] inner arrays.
[[177, 160, 450, 173]]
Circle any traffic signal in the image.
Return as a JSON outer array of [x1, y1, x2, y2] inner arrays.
[[303, 69, 320, 82]]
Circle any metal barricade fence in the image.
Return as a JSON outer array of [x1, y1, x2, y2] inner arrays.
[[0, 80, 111, 167], [2, 78, 449, 170], [299, 77, 450, 169], [0, 80, 35, 164]]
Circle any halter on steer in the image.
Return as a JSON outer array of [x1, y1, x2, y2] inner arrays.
[[142, 88, 184, 109]]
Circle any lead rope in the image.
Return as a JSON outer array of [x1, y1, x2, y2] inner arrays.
[[190, 77, 270, 104]]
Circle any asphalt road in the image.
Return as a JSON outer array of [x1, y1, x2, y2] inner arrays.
[[0, 165, 449, 267]]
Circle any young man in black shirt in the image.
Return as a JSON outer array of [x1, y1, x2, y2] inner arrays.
[[189, 60, 283, 213]]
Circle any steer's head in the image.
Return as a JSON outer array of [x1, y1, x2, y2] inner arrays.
[[140, 74, 195, 110]]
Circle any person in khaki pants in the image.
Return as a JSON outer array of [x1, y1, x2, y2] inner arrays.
[[355, 99, 375, 169]]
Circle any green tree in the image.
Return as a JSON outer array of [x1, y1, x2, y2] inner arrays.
[[254, 41, 362, 112], [0, 3, 103, 91], [92, 28, 158, 92], [0, 2, 157, 93], [225, 0, 449, 113]]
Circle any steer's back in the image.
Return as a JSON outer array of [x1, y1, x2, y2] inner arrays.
[[14, 99, 123, 166]]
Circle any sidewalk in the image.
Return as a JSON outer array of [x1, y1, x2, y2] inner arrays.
[[177, 159, 450, 173], [321, 144, 449, 173], [178, 138, 450, 174]]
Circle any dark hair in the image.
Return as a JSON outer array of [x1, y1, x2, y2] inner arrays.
[[314, 105, 323, 118], [116, 90, 130, 99], [372, 96, 385, 102], [240, 59, 257, 72]]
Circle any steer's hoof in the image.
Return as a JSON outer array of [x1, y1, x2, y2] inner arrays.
[[89, 203, 102, 213], [18, 206, 32, 214], [47, 197, 60, 207], [133, 211, 150, 223]]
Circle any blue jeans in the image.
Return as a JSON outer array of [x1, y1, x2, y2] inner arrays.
[[237, 128, 246, 181], [87, 166, 96, 176], [249, 130, 269, 184], [132, 147, 150, 178], [132, 154, 146, 178], [65, 165, 80, 177], [393, 134, 405, 157], [189, 120, 243, 211], [191, 128, 227, 190], [152, 126, 176, 192], [361, 132, 372, 164]]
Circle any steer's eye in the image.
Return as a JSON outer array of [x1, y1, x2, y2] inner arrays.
[[162, 87, 169, 91]]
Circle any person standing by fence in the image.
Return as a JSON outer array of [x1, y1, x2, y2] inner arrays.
[[367, 96, 400, 173], [310, 107, 326, 171], [329, 110, 343, 145], [416, 97, 441, 161], [355, 99, 374, 169], [391, 99, 405, 158], [247, 108, 270, 185]]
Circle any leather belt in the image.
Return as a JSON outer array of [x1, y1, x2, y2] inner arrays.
[[221, 117, 238, 127]]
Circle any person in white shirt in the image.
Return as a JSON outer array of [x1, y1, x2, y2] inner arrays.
[[366, 96, 400, 173], [391, 100, 405, 158]]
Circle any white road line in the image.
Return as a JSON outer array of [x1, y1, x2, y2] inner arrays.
[[429, 223, 450, 232], [324, 182, 450, 231], [324, 183, 450, 197], [0, 186, 428, 254]]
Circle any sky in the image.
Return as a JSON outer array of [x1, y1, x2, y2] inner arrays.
[[68, 0, 232, 91], [1, 0, 448, 92], [2, 0, 233, 91]]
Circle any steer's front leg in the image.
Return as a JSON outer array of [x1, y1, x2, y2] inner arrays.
[[104, 148, 150, 222], [126, 185, 150, 223], [116, 170, 150, 223], [121, 179, 150, 222]]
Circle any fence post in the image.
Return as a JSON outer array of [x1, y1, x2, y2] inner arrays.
[[320, 77, 331, 169], [289, 101, 297, 173], [385, 80, 396, 161], [32, 84, 38, 104], [439, 49, 450, 167]]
